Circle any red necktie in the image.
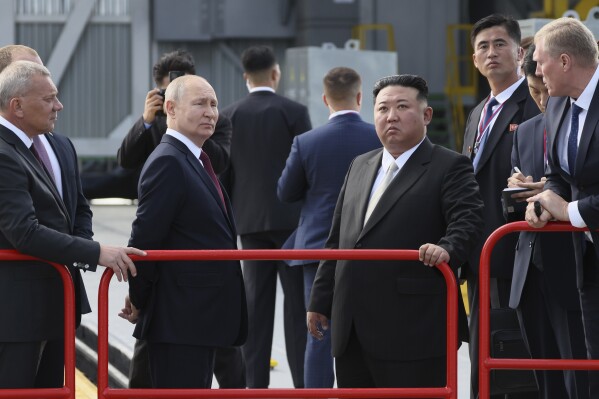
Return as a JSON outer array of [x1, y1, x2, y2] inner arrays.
[[199, 151, 227, 212]]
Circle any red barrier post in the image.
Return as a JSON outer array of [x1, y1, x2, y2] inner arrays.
[[98, 249, 459, 399], [0, 250, 76, 399], [479, 221, 599, 399]]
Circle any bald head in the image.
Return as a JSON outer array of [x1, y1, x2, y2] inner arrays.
[[164, 75, 219, 147]]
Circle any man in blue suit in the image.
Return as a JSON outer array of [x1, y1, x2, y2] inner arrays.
[[125, 75, 247, 388], [277, 67, 381, 387]]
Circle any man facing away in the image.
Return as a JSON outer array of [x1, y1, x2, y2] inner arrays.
[[308, 74, 483, 390], [277, 66, 381, 387], [0, 60, 145, 388], [461, 14, 540, 399], [527, 17, 599, 399], [124, 75, 247, 388], [221, 45, 311, 388]]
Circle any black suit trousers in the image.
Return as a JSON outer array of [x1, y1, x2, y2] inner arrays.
[[129, 338, 246, 388], [240, 230, 306, 388], [517, 266, 589, 399], [335, 325, 445, 390], [467, 275, 538, 399]]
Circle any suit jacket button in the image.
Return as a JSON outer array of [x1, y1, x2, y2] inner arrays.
[[73, 262, 78, 266], [84, 264, 89, 269]]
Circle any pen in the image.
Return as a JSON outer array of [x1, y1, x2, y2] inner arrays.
[[513, 166, 522, 174]]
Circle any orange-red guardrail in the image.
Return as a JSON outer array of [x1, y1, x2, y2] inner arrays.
[[479, 221, 599, 398], [0, 250, 76, 399], [97, 249, 459, 399]]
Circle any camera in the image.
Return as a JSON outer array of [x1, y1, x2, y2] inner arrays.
[[155, 71, 185, 116]]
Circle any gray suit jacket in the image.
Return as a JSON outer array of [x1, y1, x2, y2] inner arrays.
[[508, 114, 579, 310], [0, 125, 99, 342]]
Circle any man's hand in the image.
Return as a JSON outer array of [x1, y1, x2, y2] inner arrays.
[[98, 245, 146, 282], [507, 172, 546, 201], [418, 243, 450, 267], [142, 88, 165, 124], [525, 189, 569, 228], [307, 311, 329, 340], [118, 295, 139, 324]]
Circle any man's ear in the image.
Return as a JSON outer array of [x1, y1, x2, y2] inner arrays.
[[322, 93, 329, 107], [165, 99, 175, 118], [356, 91, 362, 107], [560, 53, 571, 72], [9, 98, 24, 118]]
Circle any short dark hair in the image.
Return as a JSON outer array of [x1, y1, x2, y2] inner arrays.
[[241, 46, 276, 73], [152, 49, 195, 85], [521, 44, 537, 78], [373, 74, 428, 104], [471, 14, 521, 47], [323, 67, 361, 103]]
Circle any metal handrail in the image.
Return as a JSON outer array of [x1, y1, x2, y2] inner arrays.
[[479, 221, 599, 398], [0, 250, 76, 399], [98, 249, 459, 399]]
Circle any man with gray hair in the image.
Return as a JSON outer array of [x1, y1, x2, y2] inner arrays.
[[0, 60, 146, 388], [528, 17, 599, 398]]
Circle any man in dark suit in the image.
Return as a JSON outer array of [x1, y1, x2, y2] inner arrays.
[[123, 75, 247, 388], [0, 59, 144, 388], [461, 14, 540, 398], [116, 49, 243, 389], [221, 45, 311, 388], [527, 17, 599, 398], [508, 45, 588, 399], [277, 67, 381, 388], [307, 74, 484, 389]]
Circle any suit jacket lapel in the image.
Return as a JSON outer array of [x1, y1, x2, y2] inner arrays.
[[0, 127, 72, 227], [463, 101, 485, 156], [576, 89, 599, 175], [532, 117, 545, 180], [162, 135, 235, 234], [359, 139, 431, 239], [547, 97, 569, 175], [475, 80, 527, 174]]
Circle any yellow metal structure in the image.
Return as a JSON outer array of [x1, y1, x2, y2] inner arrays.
[[445, 24, 477, 150], [530, 0, 599, 18], [351, 24, 396, 51]]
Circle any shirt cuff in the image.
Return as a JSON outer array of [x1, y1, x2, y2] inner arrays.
[[568, 201, 587, 228], [143, 122, 152, 130]]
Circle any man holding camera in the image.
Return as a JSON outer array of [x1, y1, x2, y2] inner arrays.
[[117, 49, 242, 388], [118, 49, 231, 175]]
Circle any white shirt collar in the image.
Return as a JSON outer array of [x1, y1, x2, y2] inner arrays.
[[0, 115, 33, 148], [249, 86, 275, 94], [165, 128, 203, 159], [570, 64, 599, 111], [329, 110, 359, 120], [381, 136, 426, 171], [491, 76, 525, 105]]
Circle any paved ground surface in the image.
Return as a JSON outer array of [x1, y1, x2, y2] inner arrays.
[[80, 201, 471, 397]]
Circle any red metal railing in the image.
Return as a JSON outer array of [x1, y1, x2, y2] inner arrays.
[[98, 249, 459, 399], [479, 221, 599, 398], [0, 250, 76, 399]]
